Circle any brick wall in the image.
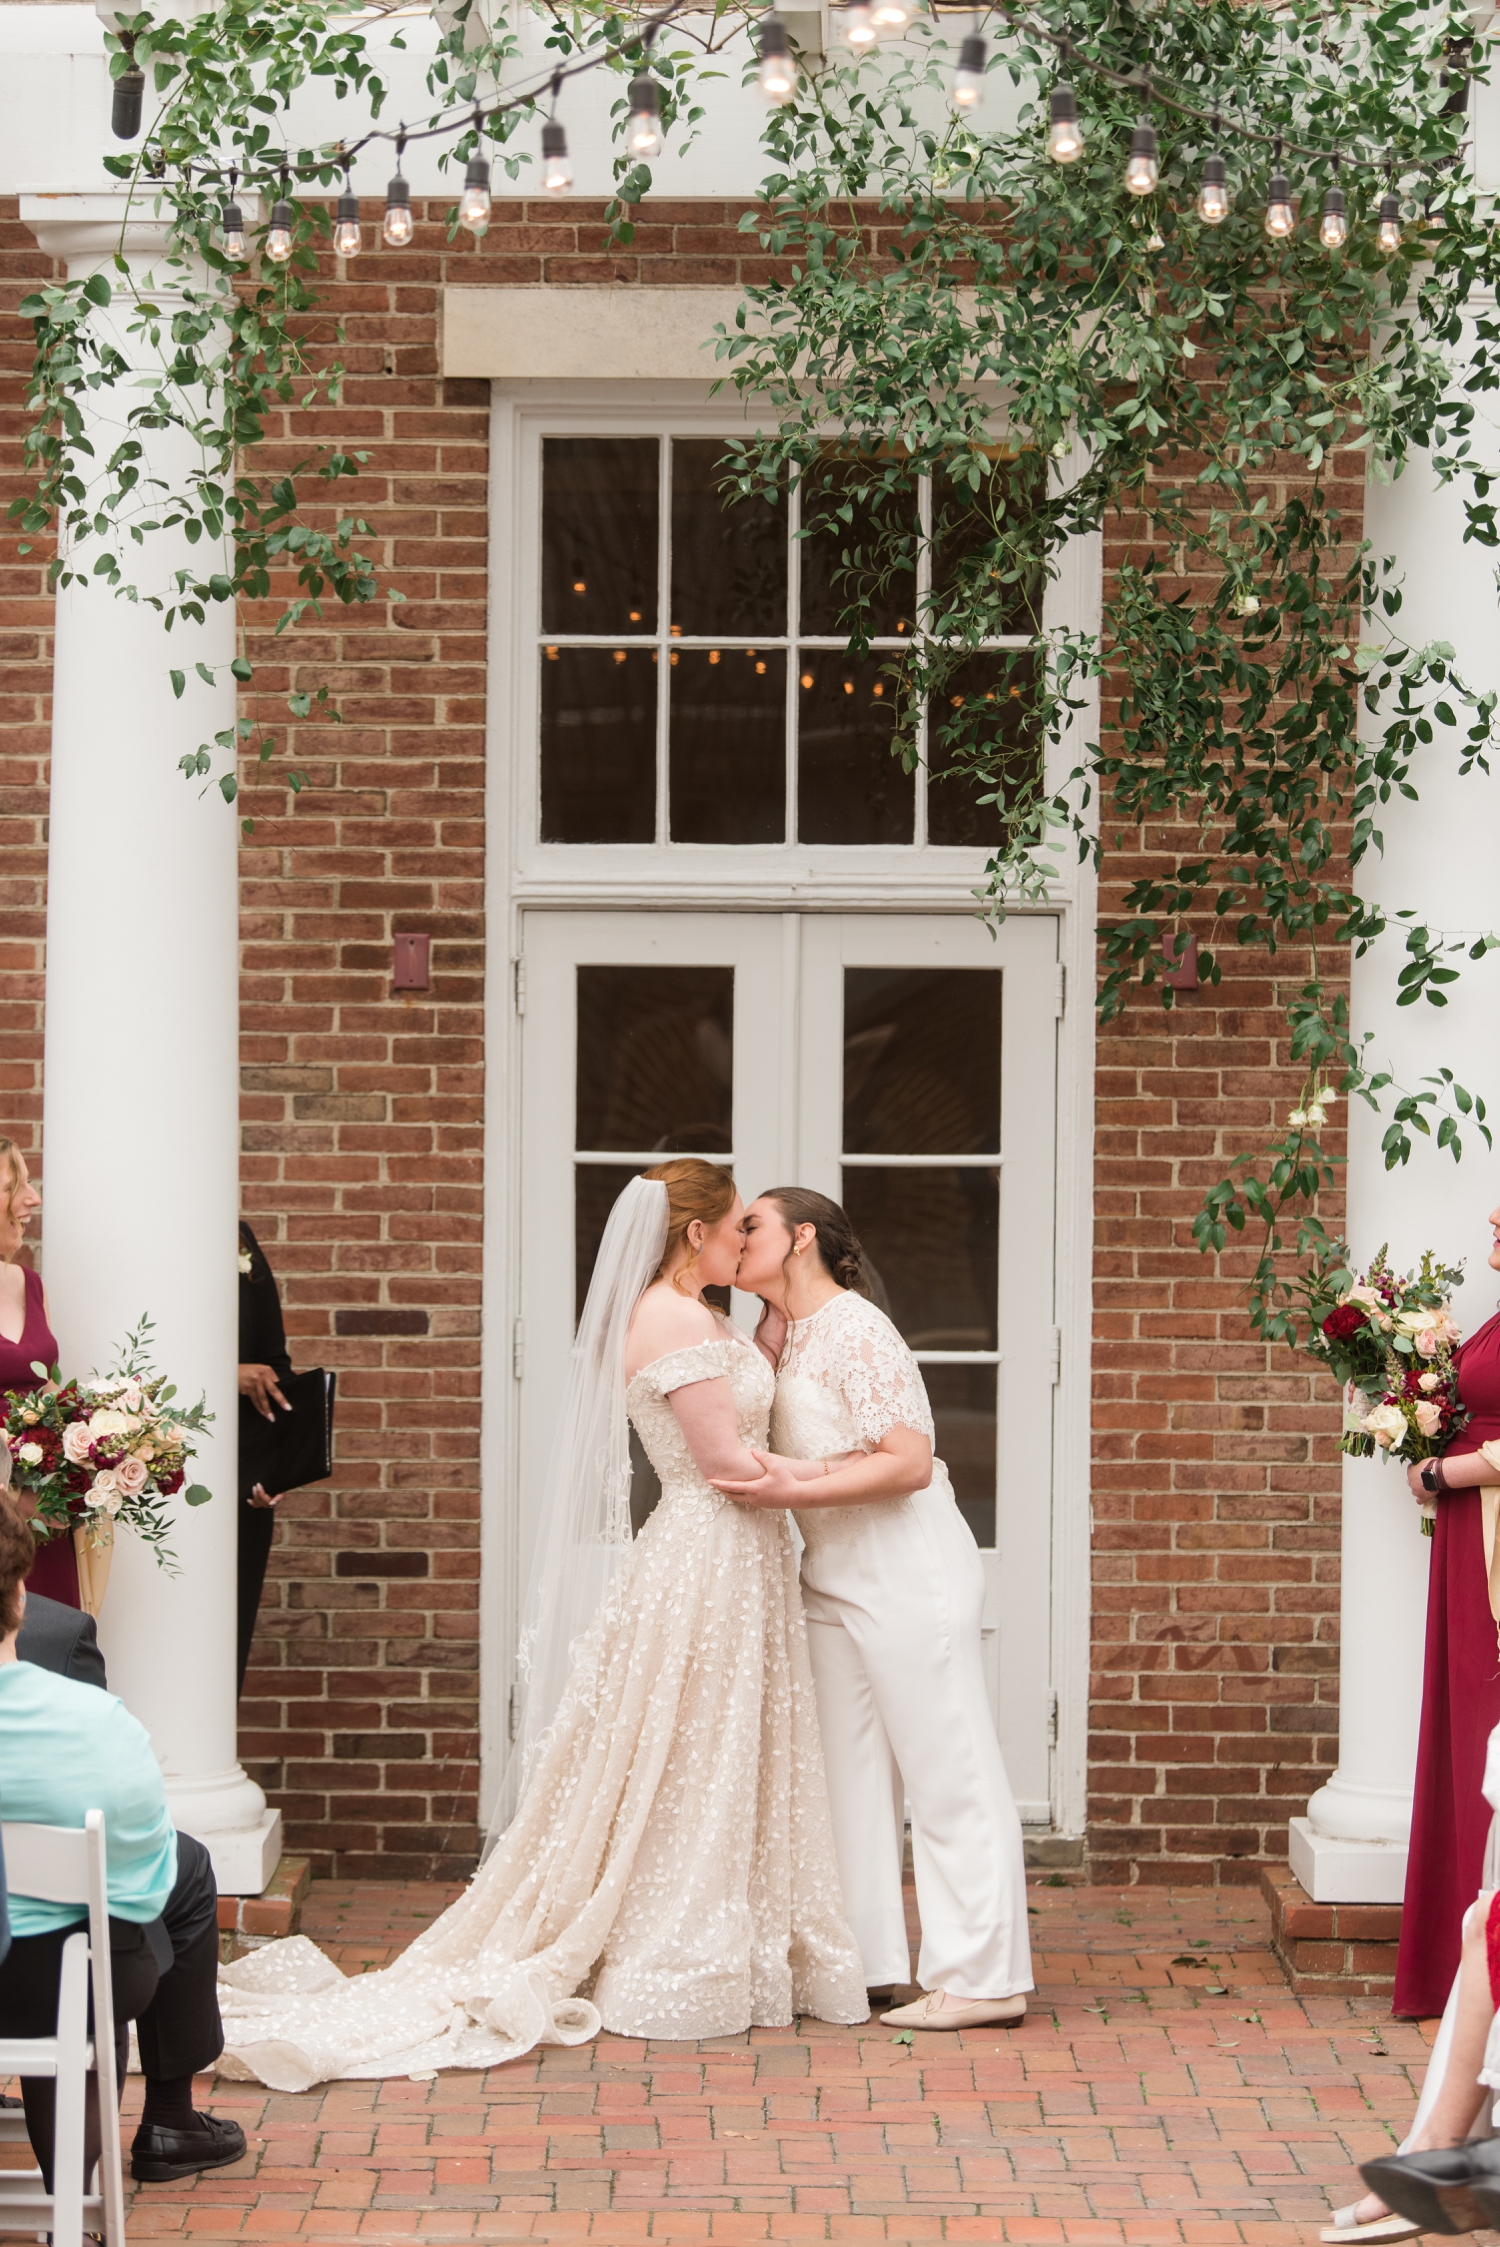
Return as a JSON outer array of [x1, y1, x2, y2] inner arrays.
[[0, 191, 1351, 1880], [1085, 458, 1362, 1878]]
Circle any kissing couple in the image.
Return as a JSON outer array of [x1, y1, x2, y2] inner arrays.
[[216, 1160, 1034, 2088]]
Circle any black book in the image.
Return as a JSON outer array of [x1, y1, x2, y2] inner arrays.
[[240, 1368, 337, 1500]]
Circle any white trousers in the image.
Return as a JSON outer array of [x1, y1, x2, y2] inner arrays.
[[801, 1478, 1033, 2001]]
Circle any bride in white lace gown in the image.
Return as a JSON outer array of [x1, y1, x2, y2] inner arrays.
[[216, 1163, 866, 2090]]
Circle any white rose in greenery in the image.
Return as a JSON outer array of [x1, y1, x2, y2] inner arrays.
[[88, 1409, 130, 1439], [89, 1469, 118, 1499], [17, 1443, 43, 1467], [118, 1382, 143, 1414], [1363, 1403, 1408, 1448]]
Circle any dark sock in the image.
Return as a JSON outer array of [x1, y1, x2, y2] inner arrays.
[[139, 2073, 198, 2132]]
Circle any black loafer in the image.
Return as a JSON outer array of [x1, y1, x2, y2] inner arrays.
[[1360, 2142, 1500, 2235], [131, 2110, 247, 2183]]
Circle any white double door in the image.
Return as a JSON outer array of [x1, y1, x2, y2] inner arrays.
[[516, 909, 1060, 1823]]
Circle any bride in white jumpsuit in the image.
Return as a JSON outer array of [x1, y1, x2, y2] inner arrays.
[[714, 1187, 1034, 2030]]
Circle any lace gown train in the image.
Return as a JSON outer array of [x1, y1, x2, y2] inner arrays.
[[217, 1329, 866, 2089]]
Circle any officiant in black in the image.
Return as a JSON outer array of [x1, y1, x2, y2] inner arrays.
[[237, 1221, 335, 1695]]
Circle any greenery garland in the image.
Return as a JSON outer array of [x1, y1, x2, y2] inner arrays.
[[10, 0, 1500, 1347]]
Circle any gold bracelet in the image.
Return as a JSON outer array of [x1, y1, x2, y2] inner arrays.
[[822, 1457, 831, 1476]]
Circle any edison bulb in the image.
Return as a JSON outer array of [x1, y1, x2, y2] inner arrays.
[[626, 76, 663, 157], [843, 1, 877, 44], [1376, 195, 1402, 254], [266, 200, 295, 262], [221, 202, 247, 261], [334, 193, 362, 259], [1196, 155, 1229, 224], [757, 18, 798, 103], [1047, 84, 1082, 162], [952, 32, 985, 108], [383, 180, 414, 246], [541, 121, 572, 194], [872, 0, 912, 31], [1124, 120, 1159, 195], [459, 155, 492, 233], [1319, 190, 1347, 250], [1264, 175, 1295, 239]]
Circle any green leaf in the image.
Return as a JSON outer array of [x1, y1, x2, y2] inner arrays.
[[182, 1484, 213, 1508]]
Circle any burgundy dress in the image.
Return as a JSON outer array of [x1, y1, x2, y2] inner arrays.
[[0, 1264, 79, 1610], [1393, 1309, 1500, 2016]]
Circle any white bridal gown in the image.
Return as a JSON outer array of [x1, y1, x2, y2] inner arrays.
[[217, 1324, 867, 2089], [773, 1290, 1034, 2002]]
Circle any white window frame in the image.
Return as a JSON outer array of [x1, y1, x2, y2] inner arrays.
[[481, 378, 1099, 1850]]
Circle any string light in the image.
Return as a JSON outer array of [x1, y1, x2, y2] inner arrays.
[[541, 119, 573, 193], [1196, 123, 1229, 223], [1124, 103, 1159, 195], [266, 170, 295, 263], [952, 31, 987, 110], [459, 112, 492, 232], [136, 0, 1440, 272], [1377, 164, 1402, 254], [756, 13, 798, 102], [112, 48, 145, 141], [220, 170, 247, 261], [334, 166, 362, 259], [1319, 153, 1348, 249], [626, 73, 664, 157], [383, 137, 414, 246], [1265, 140, 1295, 238], [1047, 70, 1083, 162]]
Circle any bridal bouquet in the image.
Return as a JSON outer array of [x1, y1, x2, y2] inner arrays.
[[1303, 1247, 1467, 1529], [2, 1316, 212, 1567]]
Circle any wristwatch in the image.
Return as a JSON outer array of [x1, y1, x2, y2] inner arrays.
[[1420, 1460, 1444, 1495]]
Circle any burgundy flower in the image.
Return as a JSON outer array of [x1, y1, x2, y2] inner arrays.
[[1323, 1305, 1370, 1342]]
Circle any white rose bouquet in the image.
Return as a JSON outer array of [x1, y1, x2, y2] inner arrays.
[[1, 1315, 212, 1567]]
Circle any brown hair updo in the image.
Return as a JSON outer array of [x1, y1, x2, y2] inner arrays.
[[760, 1187, 864, 1292], [642, 1158, 737, 1294]]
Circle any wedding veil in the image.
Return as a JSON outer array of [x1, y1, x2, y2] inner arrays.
[[485, 1173, 669, 1849]]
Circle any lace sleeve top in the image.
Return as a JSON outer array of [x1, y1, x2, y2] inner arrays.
[[776, 1291, 935, 1450]]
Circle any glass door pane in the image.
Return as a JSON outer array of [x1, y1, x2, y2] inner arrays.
[[519, 916, 785, 1595]]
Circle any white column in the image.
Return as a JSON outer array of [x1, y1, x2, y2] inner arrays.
[[1290, 299, 1500, 1904], [24, 192, 279, 1893]]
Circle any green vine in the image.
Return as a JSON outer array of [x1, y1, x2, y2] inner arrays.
[[10, 0, 1500, 1348]]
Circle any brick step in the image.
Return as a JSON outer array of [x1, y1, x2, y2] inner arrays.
[[217, 1854, 311, 1963], [1260, 1862, 1401, 1997]]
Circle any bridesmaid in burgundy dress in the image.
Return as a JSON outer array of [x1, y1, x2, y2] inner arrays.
[[0, 1137, 79, 1609], [1393, 1202, 1500, 2017]]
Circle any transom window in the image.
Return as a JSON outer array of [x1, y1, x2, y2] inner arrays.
[[537, 435, 1041, 850]]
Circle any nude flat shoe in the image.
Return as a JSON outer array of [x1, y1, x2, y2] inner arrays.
[[880, 1989, 1027, 2030], [1318, 2206, 1424, 2244]]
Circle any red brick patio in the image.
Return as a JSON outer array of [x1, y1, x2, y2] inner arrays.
[[76, 1877, 1457, 2243]]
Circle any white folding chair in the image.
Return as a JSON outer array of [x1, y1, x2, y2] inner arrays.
[[0, 1811, 126, 2246]]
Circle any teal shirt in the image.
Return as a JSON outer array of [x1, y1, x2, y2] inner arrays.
[[0, 1660, 177, 1936]]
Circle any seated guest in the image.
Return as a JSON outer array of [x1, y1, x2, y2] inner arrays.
[[0, 1500, 246, 2186]]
